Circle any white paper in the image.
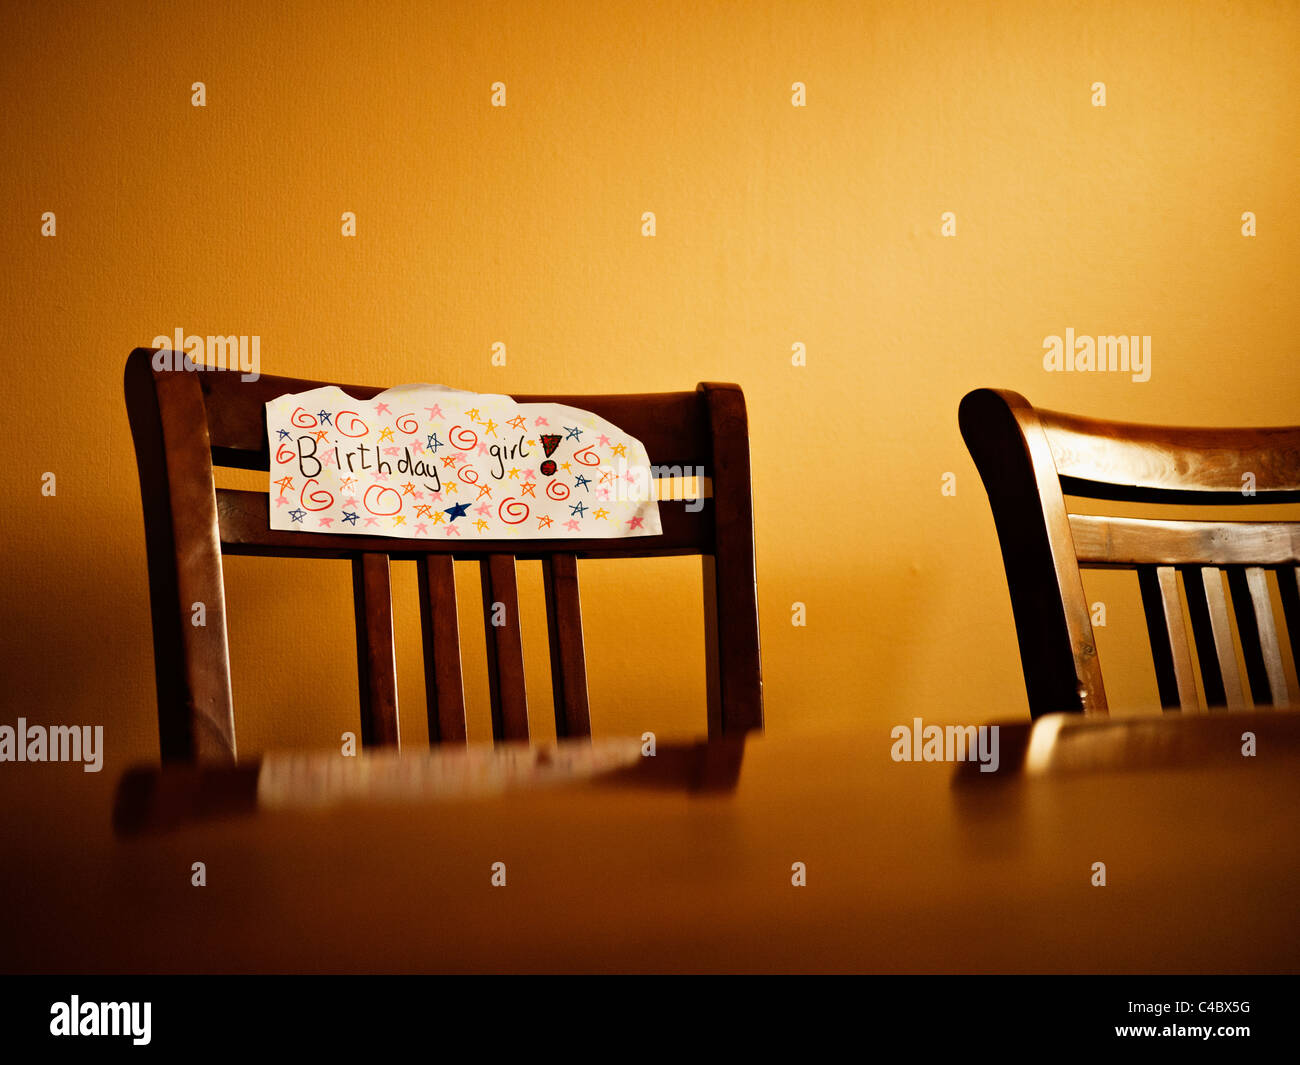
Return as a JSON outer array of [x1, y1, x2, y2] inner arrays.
[[266, 384, 662, 539]]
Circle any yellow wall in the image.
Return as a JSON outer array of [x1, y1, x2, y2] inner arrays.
[[2, 0, 1298, 770]]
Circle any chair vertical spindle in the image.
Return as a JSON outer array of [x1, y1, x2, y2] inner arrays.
[[542, 554, 591, 739], [1138, 566, 1198, 711], [481, 555, 530, 742], [1227, 566, 1289, 707], [352, 552, 401, 747], [417, 555, 468, 744]]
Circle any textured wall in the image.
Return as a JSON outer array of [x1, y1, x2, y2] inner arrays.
[[2, 0, 1297, 770]]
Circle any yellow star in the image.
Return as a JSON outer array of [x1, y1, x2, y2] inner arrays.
[[378, 426, 395, 442], [483, 418, 498, 437], [474, 519, 489, 532], [593, 508, 610, 520], [445, 482, 458, 493], [611, 443, 626, 457], [507, 467, 520, 479], [561, 462, 571, 472], [392, 515, 406, 526], [432, 510, 446, 524], [465, 408, 480, 422]]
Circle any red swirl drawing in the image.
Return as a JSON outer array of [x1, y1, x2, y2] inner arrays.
[[299, 478, 335, 512], [498, 497, 529, 524], [573, 445, 601, 467], [363, 484, 403, 516], [395, 412, 419, 434], [545, 480, 571, 501], [450, 424, 478, 450], [457, 465, 480, 484], [275, 441, 296, 464], [336, 410, 369, 438], [290, 407, 318, 429]]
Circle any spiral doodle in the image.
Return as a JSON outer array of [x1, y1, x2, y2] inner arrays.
[[363, 484, 403, 516], [299, 478, 335, 512], [335, 410, 369, 438], [449, 424, 478, 451], [545, 480, 571, 501], [498, 497, 529, 524]]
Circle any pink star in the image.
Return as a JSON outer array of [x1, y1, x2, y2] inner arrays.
[[534, 417, 549, 427], [318, 517, 334, 528], [415, 523, 428, 535], [274, 495, 288, 507], [412, 440, 424, 453], [597, 434, 611, 447], [475, 503, 491, 516], [444, 524, 461, 536], [373, 471, 389, 481], [564, 519, 580, 532], [477, 443, 490, 456], [412, 490, 424, 501], [383, 446, 400, 456], [596, 489, 610, 500], [425, 405, 443, 419], [429, 491, 443, 502], [363, 517, 380, 527], [322, 451, 337, 467], [375, 402, 391, 415], [343, 497, 359, 509], [522, 469, 536, 481], [627, 516, 644, 529]]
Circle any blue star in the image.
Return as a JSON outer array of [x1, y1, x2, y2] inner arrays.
[[318, 411, 332, 425], [341, 510, 359, 525], [564, 425, 583, 441], [573, 475, 592, 490], [444, 502, 471, 522], [289, 509, 306, 523], [277, 429, 290, 440], [569, 501, 587, 518], [427, 432, 443, 452]]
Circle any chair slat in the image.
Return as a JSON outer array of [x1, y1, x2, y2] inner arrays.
[[481, 555, 530, 741], [542, 554, 592, 739], [1227, 567, 1290, 707], [352, 553, 400, 747], [1187, 567, 1246, 710], [1137, 567, 1197, 711], [1279, 566, 1300, 703], [1070, 514, 1300, 567], [216, 488, 712, 559], [198, 365, 712, 472], [417, 555, 468, 743]]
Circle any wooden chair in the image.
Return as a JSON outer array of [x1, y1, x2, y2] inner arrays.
[[124, 349, 762, 763], [960, 388, 1300, 718]]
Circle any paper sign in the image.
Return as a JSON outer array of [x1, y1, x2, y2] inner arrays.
[[266, 384, 662, 538]]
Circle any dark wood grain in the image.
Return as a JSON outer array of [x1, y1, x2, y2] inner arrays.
[[542, 554, 591, 739], [124, 350, 238, 762], [417, 555, 468, 743], [352, 553, 401, 747], [481, 555, 530, 742], [699, 383, 764, 734]]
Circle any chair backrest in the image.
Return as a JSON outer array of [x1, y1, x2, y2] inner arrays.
[[960, 388, 1300, 718], [125, 349, 762, 763]]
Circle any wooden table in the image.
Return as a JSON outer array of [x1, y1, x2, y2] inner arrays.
[[2, 712, 1298, 973]]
